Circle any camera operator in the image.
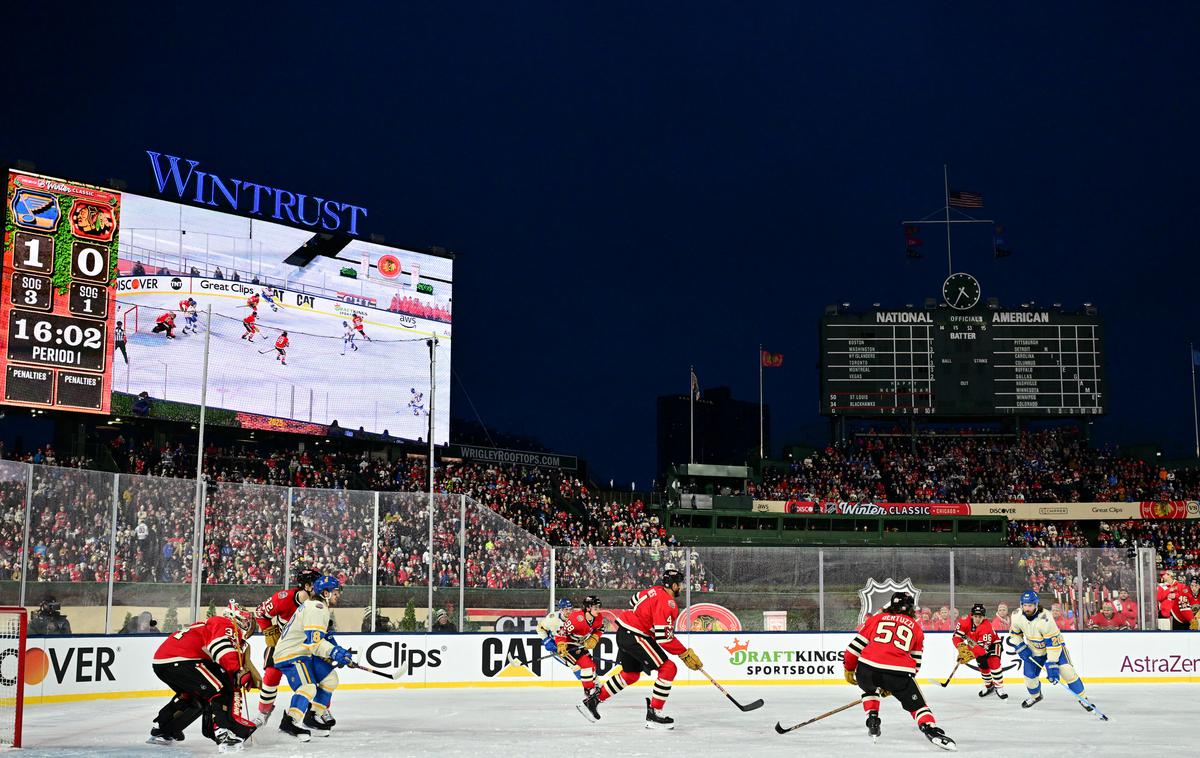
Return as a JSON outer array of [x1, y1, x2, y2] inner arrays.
[[29, 598, 72, 635]]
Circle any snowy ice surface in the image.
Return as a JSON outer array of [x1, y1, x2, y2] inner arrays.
[[19, 683, 1189, 757]]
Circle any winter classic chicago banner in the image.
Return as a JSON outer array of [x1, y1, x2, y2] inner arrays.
[[752, 501, 1200, 520]]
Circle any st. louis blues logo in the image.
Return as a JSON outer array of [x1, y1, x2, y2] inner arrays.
[[858, 577, 921, 624]]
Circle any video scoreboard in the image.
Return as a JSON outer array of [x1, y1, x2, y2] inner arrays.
[[0, 171, 118, 412], [820, 308, 1105, 417]]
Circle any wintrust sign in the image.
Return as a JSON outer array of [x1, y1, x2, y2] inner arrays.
[[146, 151, 369, 236]]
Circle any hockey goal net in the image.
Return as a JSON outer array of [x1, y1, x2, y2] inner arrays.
[[120, 304, 139, 335], [0, 607, 26, 747]]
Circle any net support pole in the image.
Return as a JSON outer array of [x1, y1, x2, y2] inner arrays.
[[1076, 551, 1085, 626], [948, 550, 955, 622], [684, 556, 692, 646], [283, 487, 294, 586], [818, 550, 825, 630], [458, 494, 466, 631], [370, 491, 379, 633], [191, 306, 213, 621], [18, 464, 32, 608], [104, 473, 119, 634], [426, 337, 437, 632]]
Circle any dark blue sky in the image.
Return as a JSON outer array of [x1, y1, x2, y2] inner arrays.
[[3, 4, 1198, 483]]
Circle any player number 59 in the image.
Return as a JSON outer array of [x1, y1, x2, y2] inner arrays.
[[872, 620, 915, 650]]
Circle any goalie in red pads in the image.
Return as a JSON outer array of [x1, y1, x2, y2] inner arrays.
[[149, 601, 259, 752], [844, 592, 956, 751], [954, 603, 1005, 699], [578, 567, 703, 729]]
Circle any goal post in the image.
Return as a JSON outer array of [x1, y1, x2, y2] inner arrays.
[[120, 304, 139, 334], [0, 607, 27, 748]]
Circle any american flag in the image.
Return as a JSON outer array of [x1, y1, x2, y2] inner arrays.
[[948, 189, 984, 208]]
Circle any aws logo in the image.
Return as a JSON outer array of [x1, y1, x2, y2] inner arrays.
[[7, 646, 116, 686]]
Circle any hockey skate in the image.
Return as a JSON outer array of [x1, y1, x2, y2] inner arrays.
[[214, 728, 245, 753], [994, 684, 1008, 700], [146, 728, 175, 745], [979, 685, 995, 698], [577, 691, 601, 723], [919, 722, 957, 751], [279, 713, 312, 742], [253, 705, 274, 727], [303, 710, 333, 737], [1021, 693, 1043, 708], [865, 711, 881, 742], [644, 697, 674, 730]]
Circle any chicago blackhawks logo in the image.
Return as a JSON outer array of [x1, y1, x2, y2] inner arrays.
[[857, 577, 921, 624]]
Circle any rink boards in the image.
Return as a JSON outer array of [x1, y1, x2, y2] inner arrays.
[[14, 631, 1200, 704]]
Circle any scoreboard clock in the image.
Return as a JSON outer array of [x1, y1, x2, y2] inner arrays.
[[0, 171, 119, 413], [819, 278, 1106, 417]]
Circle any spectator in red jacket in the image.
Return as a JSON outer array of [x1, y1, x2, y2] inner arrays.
[[1111, 589, 1138, 628], [991, 602, 1011, 631], [1087, 602, 1130, 629], [1157, 571, 1194, 630]]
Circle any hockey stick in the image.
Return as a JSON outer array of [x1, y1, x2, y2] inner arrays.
[[348, 660, 405, 681], [938, 661, 962, 687], [774, 697, 863, 734], [503, 648, 561, 669], [698, 668, 764, 712]]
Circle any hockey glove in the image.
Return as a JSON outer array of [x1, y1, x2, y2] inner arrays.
[[542, 636, 557, 654], [582, 634, 599, 650], [263, 624, 281, 648], [956, 644, 974, 665], [556, 641, 570, 657], [844, 668, 857, 686], [330, 645, 356, 668], [1013, 642, 1033, 665], [1043, 660, 1060, 684], [680, 648, 703, 671], [1192, 617, 1199, 631]]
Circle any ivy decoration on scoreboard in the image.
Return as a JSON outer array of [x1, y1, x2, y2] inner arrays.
[[0, 171, 120, 413]]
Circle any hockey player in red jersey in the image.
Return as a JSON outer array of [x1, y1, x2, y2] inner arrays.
[[953, 603, 1006, 699], [554, 595, 604, 694], [578, 567, 703, 729], [152, 310, 177, 339], [253, 568, 320, 726], [247, 293, 261, 311], [241, 311, 258, 341], [274, 331, 290, 365], [351, 313, 372, 341], [1157, 571, 1196, 630], [844, 592, 955, 750], [149, 601, 259, 751]]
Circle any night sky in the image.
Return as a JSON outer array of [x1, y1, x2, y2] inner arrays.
[[3, 5, 1198, 484]]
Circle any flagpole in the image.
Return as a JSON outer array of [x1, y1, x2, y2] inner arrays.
[[689, 365, 695, 464], [943, 164, 953, 276], [1191, 343, 1199, 459], [758, 345, 764, 460]]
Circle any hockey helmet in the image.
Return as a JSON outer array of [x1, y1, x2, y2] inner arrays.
[[970, 603, 986, 617], [885, 592, 915, 616], [555, 598, 574, 611], [581, 594, 602, 611], [224, 599, 255, 635], [295, 568, 321, 589], [1020, 590, 1039, 607], [314, 575, 342, 597], [661, 565, 684, 588]]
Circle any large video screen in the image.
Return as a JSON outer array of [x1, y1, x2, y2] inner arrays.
[[113, 192, 451, 442]]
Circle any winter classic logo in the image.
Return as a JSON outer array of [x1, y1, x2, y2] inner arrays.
[[858, 577, 921, 624], [723, 637, 843, 677]]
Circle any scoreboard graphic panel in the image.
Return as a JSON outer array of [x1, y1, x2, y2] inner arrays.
[[820, 309, 1105, 416], [0, 171, 119, 413]]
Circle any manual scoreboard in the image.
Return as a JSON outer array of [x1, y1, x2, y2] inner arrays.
[[0, 171, 119, 412], [820, 308, 1105, 416]]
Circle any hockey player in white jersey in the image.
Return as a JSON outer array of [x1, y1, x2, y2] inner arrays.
[[259, 288, 279, 312], [1008, 590, 1096, 712], [341, 322, 358, 355], [272, 576, 356, 742]]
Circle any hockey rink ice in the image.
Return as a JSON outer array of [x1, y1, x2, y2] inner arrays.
[[18, 683, 1196, 756]]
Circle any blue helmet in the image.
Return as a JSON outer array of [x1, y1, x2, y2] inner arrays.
[[1020, 590, 1039, 606], [555, 598, 573, 611], [314, 575, 341, 596]]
